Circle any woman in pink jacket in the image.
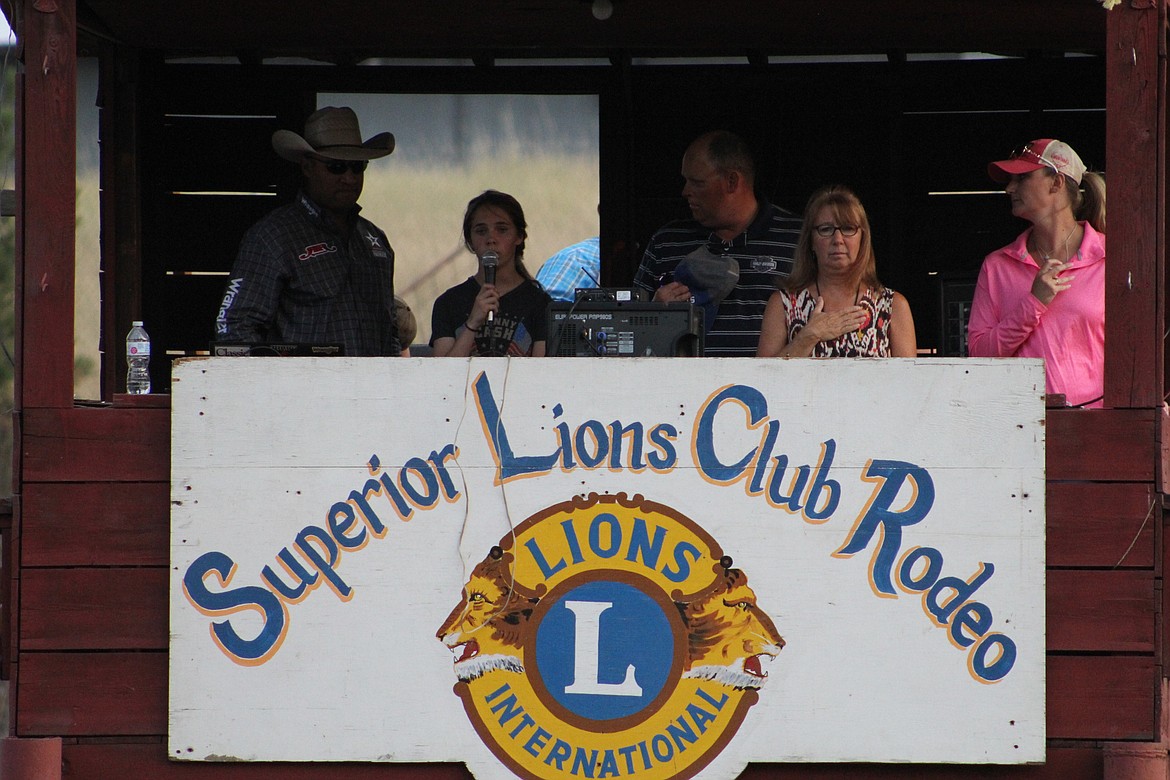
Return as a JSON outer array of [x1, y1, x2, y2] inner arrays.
[[968, 139, 1107, 408]]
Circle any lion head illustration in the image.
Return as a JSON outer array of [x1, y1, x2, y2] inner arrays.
[[437, 546, 540, 682], [679, 559, 785, 690]]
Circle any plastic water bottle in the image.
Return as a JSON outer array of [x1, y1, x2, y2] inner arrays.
[[126, 320, 151, 395]]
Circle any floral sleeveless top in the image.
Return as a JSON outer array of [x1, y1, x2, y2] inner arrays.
[[784, 287, 895, 357]]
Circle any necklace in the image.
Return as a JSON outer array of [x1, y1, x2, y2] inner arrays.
[[814, 280, 862, 307], [1033, 224, 1078, 262]]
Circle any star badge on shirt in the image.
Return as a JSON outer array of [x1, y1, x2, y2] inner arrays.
[[364, 230, 390, 258]]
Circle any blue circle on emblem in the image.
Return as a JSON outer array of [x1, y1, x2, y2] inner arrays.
[[534, 579, 675, 721]]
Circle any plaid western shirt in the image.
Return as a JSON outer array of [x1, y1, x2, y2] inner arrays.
[[216, 192, 400, 356]]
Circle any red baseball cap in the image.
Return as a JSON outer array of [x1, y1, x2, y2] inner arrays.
[[988, 139, 1086, 184]]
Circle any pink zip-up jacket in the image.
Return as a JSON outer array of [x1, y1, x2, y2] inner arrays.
[[967, 222, 1105, 408]]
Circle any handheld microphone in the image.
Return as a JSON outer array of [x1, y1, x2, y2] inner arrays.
[[481, 251, 499, 323]]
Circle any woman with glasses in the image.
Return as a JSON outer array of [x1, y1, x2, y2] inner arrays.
[[968, 139, 1107, 408], [756, 185, 916, 358], [431, 190, 551, 357]]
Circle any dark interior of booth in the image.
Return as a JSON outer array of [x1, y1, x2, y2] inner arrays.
[[75, 0, 1106, 395]]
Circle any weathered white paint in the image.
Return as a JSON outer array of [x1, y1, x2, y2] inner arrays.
[[170, 356, 1045, 775]]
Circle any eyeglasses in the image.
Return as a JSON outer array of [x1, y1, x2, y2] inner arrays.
[[310, 156, 368, 176], [813, 224, 860, 238]]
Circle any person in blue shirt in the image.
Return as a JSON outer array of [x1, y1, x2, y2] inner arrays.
[[536, 236, 601, 302]]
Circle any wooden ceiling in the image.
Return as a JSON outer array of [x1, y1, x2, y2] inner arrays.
[[77, 0, 1105, 61]]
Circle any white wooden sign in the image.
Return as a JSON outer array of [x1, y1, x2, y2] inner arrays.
[[170, 357, 1046, 777]]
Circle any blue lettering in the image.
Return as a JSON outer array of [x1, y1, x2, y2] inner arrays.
[[608, 420, 646, 470], [293, 526, 351, 599], [766, 456, 806, 512], [183, 551, 288, 664], [399, 457, 439, 507], [575, 420, 610, 469], [561, 518, 586, 564], [971, 633, 1017, 682], [618, 744, 638, 774], [834, 460, 935, 595], [261, 547, 317, 601], [927, 563, 994, 626], [327, 500, 366, 549], [525, 537, 568, 579], [747, 420, 780, 495], [524, 727, 552, 757], [897, 546, 943, 591], [695, 686, 729, 711], [625, 517, 666, 569], [474, 372, 558, 481], [694, 385, 768, 483], [426, 444, 461, 501], [572, 747, 598, 777], [803, 439, 840, 521], [349, 475, 388, 536], [545, 739, 571, 769], [554, 404, 578, 469], [666, 716, 698, 751], [489, 692, 526, 725], [661, 541, 699, 583], [686, 701, 717, 733], [589, 513, 622, 558], [646, 424, 678, 470]]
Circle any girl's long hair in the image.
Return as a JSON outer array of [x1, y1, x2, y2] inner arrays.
[[461, 189, 534, 281]]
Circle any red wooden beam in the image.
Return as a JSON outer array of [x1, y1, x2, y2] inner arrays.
[[1104, 0, 1165, 407], [1047, 570, 1156, 652], [20, 406, 170, 483], [19, 568, 168, 650], [1047, 408, 1156, 481], [16, 652, 167, 736], [21, 482, 170, 566], [1048, 655, 1157, 740], [1047, 481, 1156, 567], [16, 0, 77, 409]]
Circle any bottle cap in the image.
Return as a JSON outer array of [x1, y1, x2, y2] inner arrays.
[[132, 320, 144, 326]]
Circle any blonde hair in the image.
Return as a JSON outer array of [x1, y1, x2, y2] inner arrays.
[[1073, 170, 1106, 234], [785, 185, 882, 293], [394, 296, 417, 346], [1037, 156, 1106, 234]]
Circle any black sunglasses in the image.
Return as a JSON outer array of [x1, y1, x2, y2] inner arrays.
[[311, 156, 368, 176]]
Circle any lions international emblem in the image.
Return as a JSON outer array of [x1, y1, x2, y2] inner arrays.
[[437, 493, 784, 780]]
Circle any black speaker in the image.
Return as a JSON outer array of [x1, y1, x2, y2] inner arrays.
[[937, 272, 978, 357], [547, 301, 704, 357]]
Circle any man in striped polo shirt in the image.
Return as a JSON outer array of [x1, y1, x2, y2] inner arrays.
[[633, 131, 801, 357]]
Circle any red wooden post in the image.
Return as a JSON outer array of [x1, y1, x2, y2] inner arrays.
[[16, 0, 77, 409], [1103, 0, 1166, 408], [0, 736, 62, 779]]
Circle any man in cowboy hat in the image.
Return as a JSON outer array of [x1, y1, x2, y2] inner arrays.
[[215, 106, 401, 356]]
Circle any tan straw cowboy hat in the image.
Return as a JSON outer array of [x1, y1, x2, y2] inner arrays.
[[272, 106, 395, 163]]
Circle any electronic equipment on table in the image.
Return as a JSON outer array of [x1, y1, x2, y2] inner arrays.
[[547, 299, 703, 357], [212, 343, 345, 357]]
